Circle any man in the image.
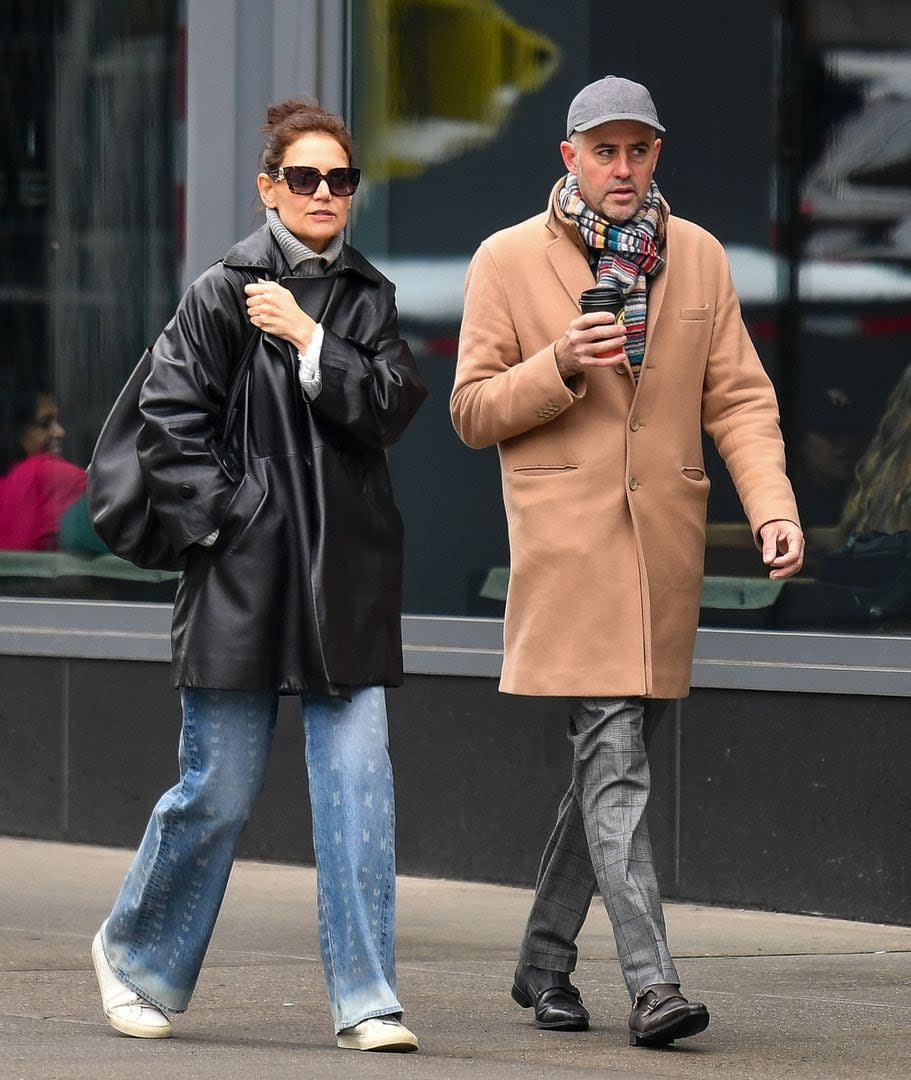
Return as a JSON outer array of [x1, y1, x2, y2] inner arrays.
[[450, 76, 803, 1049]]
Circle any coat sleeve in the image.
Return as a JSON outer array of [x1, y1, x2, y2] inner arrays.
[[450, 243, 583, 450], [136, 266, 248, 552], [308, 282, 427, 450], [700, 243, 800, 538]]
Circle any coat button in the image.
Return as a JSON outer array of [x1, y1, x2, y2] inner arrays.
[[629, 417, 640, 431], [535, 401, 560, 420], [178, 483, 196, 500], [628, 477, 639, 490]]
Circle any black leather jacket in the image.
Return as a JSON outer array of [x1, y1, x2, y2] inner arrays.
[[137, 224, 427, 696]]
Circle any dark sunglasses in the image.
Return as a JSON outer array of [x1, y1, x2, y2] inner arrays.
[[267, 165, 361, 197]]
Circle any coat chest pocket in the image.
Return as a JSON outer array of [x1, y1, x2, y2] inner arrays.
[[680, 306, 709, 321]]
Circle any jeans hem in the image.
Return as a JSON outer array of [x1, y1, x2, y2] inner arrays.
[[334, 1004, 404, 1035], [99, 929, 187, 1015]]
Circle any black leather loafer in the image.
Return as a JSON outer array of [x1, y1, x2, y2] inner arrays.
[[628, 983, 709, 1047], [511, 961, 590, 1031]]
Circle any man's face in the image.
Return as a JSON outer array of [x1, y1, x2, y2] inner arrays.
[[560, 120, 661, 224]]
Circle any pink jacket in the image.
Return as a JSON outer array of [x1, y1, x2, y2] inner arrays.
[[0, 453, 86, 551]]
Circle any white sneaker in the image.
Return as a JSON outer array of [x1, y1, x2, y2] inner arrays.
[[336, 1016, 418, 1052], [91, 927, 172, 1038]]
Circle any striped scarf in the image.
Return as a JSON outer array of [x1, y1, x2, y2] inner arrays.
[[558, 176, 666, 380]]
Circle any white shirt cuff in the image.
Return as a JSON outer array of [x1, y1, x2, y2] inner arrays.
[[298, 323, 324, 400]]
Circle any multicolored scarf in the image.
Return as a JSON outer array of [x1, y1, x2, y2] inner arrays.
[[558, 176, 666, 380]]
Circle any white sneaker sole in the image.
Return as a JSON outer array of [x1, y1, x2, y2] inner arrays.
[[337, 1030, 418, 1052], [91, 933, 172, 1039]]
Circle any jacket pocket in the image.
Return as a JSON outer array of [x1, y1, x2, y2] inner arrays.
[[681, 466, 706, 482], [512, 465, 579, 475], [217, 472, 267, 554], [680, 306, 709, 320]]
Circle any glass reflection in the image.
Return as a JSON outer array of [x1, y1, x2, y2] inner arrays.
[[0, 0, 180, 601]]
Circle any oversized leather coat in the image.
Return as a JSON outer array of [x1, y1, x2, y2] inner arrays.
[[137, 225, 427, 696]]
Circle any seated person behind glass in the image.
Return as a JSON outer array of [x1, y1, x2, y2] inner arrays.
[[0, 383, 87, 551], [837, 363, 911, 542], [785, 363, 911, 624]]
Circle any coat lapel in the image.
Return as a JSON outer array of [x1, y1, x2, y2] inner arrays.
[[544, 181, 595, 308], [644, 217, 672, 357], [545, 230, 595, 309]]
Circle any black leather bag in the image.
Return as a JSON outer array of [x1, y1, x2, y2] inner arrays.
[[775, 529, 911, 627], [86, 332, 259, 571], [814, 529, 911, 620]]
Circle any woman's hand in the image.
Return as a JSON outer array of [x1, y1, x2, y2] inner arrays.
[[244, 279, 316, 353]]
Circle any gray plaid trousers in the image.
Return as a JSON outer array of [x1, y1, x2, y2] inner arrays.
[[519, 697, 680, 999]]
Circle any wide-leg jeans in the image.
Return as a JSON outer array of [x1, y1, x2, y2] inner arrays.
[[519, 697, 680, 999], [100, 685, 403, 1032]]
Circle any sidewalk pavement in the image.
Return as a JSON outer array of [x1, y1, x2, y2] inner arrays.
[[1, 837, 909, 1080]]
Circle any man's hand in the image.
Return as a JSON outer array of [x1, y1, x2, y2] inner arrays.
[[555, 312, 628, 379], [759, 519, 804, 580], [244, 279, 316, 354]]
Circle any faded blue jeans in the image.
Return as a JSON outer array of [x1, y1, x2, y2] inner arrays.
[[100, 686, 403, 1032]]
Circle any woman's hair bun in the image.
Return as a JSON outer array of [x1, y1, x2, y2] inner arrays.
[[259, 98, 354, 171], [263, 99, 318, 131]]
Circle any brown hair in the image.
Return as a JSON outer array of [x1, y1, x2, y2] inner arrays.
[[260, 99, 354, 172], [838, 364, 911, 541]]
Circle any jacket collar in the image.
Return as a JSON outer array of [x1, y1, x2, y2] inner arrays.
[[222, 223, 385, 284]]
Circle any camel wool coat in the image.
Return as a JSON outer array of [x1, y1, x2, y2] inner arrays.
[[451, 184, 799, 698]]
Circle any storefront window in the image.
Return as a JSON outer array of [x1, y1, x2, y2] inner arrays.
[[350, 0, 911, 634], [349, 0, 571, 616], [766, 0, 911, 634], [0, 0, 181, 601]]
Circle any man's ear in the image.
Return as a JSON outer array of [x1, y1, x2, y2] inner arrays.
[[560, 139, 578, 175]]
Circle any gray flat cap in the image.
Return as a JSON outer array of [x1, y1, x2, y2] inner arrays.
[[566, 75, 665, 137]]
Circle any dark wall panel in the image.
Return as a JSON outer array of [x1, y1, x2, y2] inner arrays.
[[679, 688, 911, 925], [67, 660, 181, 847], [0, 656, 65, 837], [1, 656, 909, 925]]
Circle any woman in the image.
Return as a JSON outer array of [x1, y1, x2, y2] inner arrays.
[[91, 100, 426, 1053], [838, 363, 911, 541], [0, 383, 86, 551]]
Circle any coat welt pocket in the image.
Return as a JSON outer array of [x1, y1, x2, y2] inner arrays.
[[680, 306, 709, 320], [512, 464, 579, 475], [681, 466, 706, 481]]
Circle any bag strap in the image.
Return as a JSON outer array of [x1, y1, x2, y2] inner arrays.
[[220, 327, 261, 442], [219, 268, 277, 440]]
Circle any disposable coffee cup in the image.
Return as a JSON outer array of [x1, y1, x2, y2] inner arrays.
[[579, 286, 625, 321], [580, 287, 625, 360]]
